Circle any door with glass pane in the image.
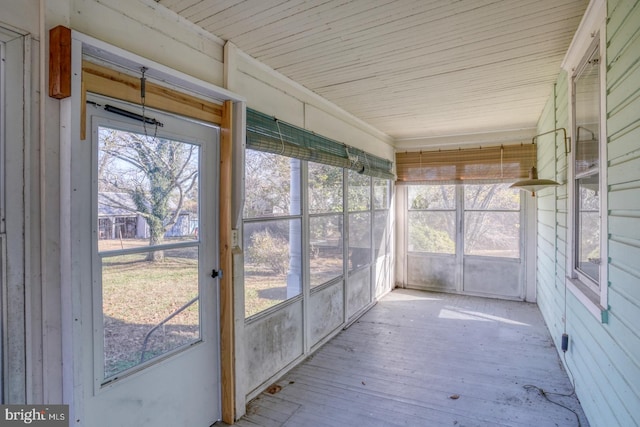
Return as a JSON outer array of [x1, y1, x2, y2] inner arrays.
[[405, 184, 524, 299], [462, 184, 523, 299], [85, 95, 220, 426], [406, 185, 458, 292]]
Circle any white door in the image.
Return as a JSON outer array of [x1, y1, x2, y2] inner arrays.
[[82, 94, 220, 426], [405, 183, 525, 300]]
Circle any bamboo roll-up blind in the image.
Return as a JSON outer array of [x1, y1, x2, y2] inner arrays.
[[396, 144, 536, 184], [246, 108, 395, 180]]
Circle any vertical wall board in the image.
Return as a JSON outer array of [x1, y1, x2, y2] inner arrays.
[[0, 0, 39, 34], [244, 301, 304, 394], [346, 267, 371, 319], [70, 0, 225, 87], [308, 282, 344, 347], [3, 28, 26, 404], [220, 100, 235, 423], [235, 71, 304, 126]]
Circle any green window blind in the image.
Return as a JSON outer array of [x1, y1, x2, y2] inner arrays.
[[246, 108, 395, 180]]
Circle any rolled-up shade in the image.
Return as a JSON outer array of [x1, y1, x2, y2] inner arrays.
[[246, 108, 395, 180], [395, 144, 537, 184]]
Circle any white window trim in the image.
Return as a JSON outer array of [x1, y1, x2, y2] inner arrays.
[[562, 0, 608, 322]]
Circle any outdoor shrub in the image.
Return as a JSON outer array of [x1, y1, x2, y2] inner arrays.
[[247, 229, 290, 275]]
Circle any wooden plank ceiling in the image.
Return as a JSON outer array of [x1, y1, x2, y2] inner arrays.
[[157, 0, 589, 145]]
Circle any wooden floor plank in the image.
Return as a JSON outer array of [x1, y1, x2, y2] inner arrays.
[[217, 289, 588, 427]]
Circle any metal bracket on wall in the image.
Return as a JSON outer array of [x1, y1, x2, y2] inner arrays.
[[531, 128, 571, 155]]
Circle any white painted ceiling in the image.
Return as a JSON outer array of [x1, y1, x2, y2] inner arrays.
[[157, 0, 589, 146]]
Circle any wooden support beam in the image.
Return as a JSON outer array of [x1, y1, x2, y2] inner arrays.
[[220, 100, 236, 424], [49, 25, 72, 99], [82, 61, 223, 125]]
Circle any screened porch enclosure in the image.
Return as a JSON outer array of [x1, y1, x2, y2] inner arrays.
[[395, 145, 537, 301], [241, 110, 396, 399]]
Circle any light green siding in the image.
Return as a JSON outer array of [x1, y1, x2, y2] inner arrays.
[[536, 71, 570, 353], [536, 1, 640, 426]]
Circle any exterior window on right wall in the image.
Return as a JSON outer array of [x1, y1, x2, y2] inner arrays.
[[571, 37, 604, 298]]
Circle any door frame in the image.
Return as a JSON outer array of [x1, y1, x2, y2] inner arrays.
[[0, 24, 31, 404], [59, 31, 244, 424]]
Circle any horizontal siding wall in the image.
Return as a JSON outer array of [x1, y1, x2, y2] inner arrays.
[[536, 1, 640, 426], [602, 0, 640, 425], [535, 72, 569, 352]]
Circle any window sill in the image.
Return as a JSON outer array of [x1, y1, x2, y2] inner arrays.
[[566, 276, 608, 323]]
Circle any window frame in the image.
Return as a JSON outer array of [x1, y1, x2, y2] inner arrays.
[[373, 179, 392, 260], [564, 4, 608, 320], [463, 183, 522, 260], [572, 38, 601, 292], [242, 153, 304, 319], [243, 148, 392, 319], [347, 170, 372, 273], [308, 161, 345, 289], [406, 184, 457, 256]]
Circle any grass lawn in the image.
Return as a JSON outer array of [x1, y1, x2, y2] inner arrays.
[[244, 256, 343, 318], [101, 246, 200, 378]]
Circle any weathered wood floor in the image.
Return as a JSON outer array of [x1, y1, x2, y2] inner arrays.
[[222, 289, 588, 427]]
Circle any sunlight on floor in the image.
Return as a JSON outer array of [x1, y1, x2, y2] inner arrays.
[[438, 307, 531, 326]]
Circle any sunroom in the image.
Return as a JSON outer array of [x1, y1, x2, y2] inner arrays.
[[1, 0, 639, 426]]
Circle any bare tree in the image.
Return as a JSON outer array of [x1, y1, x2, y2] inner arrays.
[[99, 128, 198, 261]]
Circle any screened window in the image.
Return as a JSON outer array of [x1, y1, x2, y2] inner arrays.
[[309, 162, 344, 288], [464, 184, 521, 258], [348, 171, 372, 271], [348, 171, 371, 211], [373, 179, 391, 258], [243, 109, 393, 317], [407, 185, 456, 254], [572, 39, 601, 290], [96, 123, 203, 380], [243, 151, 302, 317]]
